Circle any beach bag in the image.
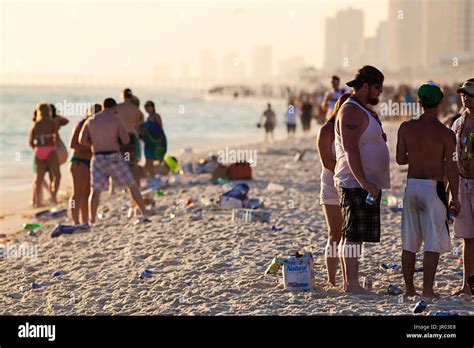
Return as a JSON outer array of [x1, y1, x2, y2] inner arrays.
[[282, 252, 315, 291], [56, 138, 68, 165], [228, 162, 252, 180]]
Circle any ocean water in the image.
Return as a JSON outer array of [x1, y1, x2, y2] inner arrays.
[[0, 86, 288, 191]]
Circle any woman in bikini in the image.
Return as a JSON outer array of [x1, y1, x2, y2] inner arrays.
[[29, 103, 61, 207], [69, 104, 101, 224]]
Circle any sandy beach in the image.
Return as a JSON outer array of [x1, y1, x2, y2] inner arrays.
[[1, 122, 473, 316]]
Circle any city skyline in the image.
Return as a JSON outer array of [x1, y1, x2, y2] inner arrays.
[[1, 0, 389, 84], [1, 0, 472, 86]]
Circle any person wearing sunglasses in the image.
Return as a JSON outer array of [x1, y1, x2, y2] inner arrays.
[[333, 65, 390, 294]]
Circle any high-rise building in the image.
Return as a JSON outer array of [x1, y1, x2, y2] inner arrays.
[[361, 21, 388, 70], [387, 0, 423, 71], [323, 8, 364, 71], [221, 52, 246, 82], [200, 49, 217, 80], [251, 45, 273, 81], [278, 56, 306, 79]]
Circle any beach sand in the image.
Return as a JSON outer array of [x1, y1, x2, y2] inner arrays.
[[1, 122, 473, 316]]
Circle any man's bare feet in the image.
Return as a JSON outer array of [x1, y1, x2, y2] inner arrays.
[[405, 287, 419, 297], [345, 284, 374, 295]]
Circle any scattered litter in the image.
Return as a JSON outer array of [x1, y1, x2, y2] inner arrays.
[[435, 312, 459, 316], [307, 227, 316, 232], [362, 276, 372, 290], [23, 223, 41, 231], [156, 191, 164, 197], [35, 208, 67, 220], [271, 226, 283, 231], [133, 217, 151, 225], [387, 284, 403, 296], [413, 300, 427, 314], [179, 294, 186, 304], [293, 149, 306, 162], [264, 257, 283, 276], [139, 269, 153, 279], [32, 283, 43, 290], [189, 212, 202, 221], [246, 198, 264, 209], [231, 209, 271, 223], [267, 182, 285, 192], [53, 272, 62, 277], [51, 224, 89, 238], [220, 183, 250, 209], [183, 281, 192, 286], [19, 285, 26, 292], [28, 231, 38, 237], [282, 252, 315, 291], [120, 204, 130, 211]]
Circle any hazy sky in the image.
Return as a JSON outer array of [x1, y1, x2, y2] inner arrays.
[[0, 0, 388, 77]]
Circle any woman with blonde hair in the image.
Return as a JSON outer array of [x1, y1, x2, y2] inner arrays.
[[317, 92, 351, 287], [28, 103, 61, 207]]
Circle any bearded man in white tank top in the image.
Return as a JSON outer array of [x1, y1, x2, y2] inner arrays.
[[334, 66, 390, 295]]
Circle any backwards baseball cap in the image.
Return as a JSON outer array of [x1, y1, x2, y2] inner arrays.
[[456, 78, 474, 97], [346, 65, 384, 88], [418, 82, 444, 106]]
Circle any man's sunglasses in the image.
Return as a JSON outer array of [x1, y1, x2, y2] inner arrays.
[[369, 83, 383, 90]]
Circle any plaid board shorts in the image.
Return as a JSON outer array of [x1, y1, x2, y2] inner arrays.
[[91, 152, 135, 191], [337, 187, 382, 243]]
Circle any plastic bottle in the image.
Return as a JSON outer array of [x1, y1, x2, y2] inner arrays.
[[366, 193, 375, 205], [23, 223, 41, 231]]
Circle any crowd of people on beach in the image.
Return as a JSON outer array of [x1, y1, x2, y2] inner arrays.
[[315, 65, 474, 299], [28, 88, 168, 224], [27, 67, 474, 301], [259, 75, 464, 142]]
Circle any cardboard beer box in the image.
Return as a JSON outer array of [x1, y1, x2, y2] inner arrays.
[[282, 252, 315, 291]]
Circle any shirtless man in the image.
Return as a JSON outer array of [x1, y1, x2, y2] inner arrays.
[[79, 98, 148, 224], [116, 88, 145, 185], [396, 82, 460, 298], [334, 66, 390, 294], [451, 78, 474, 296], [321, 75, 346, 120]]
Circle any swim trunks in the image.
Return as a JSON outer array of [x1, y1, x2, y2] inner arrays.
[[91, 152, 134, 191], [401, 179, 452, 253], [338, 187, 381, 243]]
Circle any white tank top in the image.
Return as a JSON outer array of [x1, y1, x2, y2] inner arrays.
[[334, 98, 391, 189]]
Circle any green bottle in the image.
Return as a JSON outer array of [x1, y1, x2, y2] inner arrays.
[[23, 223, 41, 231], [156, 191, 164, 197]]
